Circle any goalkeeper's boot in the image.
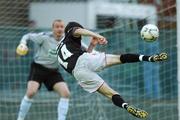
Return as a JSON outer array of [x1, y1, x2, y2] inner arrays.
[[127, 105, 148, 119], [150, 52, 168, 62]]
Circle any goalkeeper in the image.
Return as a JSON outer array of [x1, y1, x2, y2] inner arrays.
[[57, 22, 168, 119], [16, 19, 70, 120]]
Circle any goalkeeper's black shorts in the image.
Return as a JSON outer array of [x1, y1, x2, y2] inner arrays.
[[28, 62, 64, 91]]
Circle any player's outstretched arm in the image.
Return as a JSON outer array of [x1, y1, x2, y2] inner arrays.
[[16, 34, 30, 56], [16, 33, 45, 56], [20, 33, 45, 45], [73, 28, 108, 45], [73, 28, 103, 38]]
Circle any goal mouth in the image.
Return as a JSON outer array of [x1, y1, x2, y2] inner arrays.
[[0, 0, 177, 120]]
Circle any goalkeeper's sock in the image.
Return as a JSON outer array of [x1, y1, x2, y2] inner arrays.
[[58, 98, 69, 120], [120, 54, 154, 63], [112, 94, 128, 109], [17, 95, 33, 120]]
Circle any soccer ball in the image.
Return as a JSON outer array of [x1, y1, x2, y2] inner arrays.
[[140, 24, 159, 42]]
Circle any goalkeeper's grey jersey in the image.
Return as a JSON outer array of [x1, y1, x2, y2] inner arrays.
[[20, 32, 64, 69]]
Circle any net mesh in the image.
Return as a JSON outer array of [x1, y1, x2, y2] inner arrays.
[[0, 0, 177, 120]]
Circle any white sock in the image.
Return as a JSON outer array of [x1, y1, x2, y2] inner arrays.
[[17, 95, 33, 120], [139, 55, 144, 61], [122, 103, 128, 109], [58, 98, 69, 120]]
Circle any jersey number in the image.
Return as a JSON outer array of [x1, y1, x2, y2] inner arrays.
[[58, 44, 73, 68]]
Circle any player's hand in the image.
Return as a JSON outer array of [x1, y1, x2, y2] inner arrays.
[[16, 43, 29, 56], [95, 34, 108, 45], [98, 37, 108, 45], [90, 37, 99, 46]]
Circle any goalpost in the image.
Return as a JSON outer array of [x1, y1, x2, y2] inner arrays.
[[177, 0, 180, 119], [0, 0, 177, 120]]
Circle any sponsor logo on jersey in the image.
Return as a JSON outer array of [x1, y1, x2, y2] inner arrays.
[[48, 49, 57, 58]]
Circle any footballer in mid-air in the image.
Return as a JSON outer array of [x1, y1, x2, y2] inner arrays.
[[57, 21, 168, 119]]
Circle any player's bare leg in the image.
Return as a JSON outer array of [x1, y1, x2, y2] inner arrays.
[[26, 81, 40, 98], [97, 82, 148, 119], [104, 52, 168, 67], [53, 82, 70, 98], [17, 81, 40, 120], [53, 82, 70, 120]]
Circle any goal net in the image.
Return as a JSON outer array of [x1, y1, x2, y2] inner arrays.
[[0, 0, 177, 120]]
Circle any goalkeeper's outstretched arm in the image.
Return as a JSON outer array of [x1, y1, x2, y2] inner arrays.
[[20, 32, 45, 45], [16, 33, 45, 56]]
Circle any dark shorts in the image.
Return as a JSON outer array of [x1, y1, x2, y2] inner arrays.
[[28, 62, 64, 91]]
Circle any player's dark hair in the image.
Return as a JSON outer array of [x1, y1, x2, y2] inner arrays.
[[65, 22, 83, 34]]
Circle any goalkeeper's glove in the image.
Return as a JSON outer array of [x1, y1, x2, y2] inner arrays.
[[16, 43, 28, 56]]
